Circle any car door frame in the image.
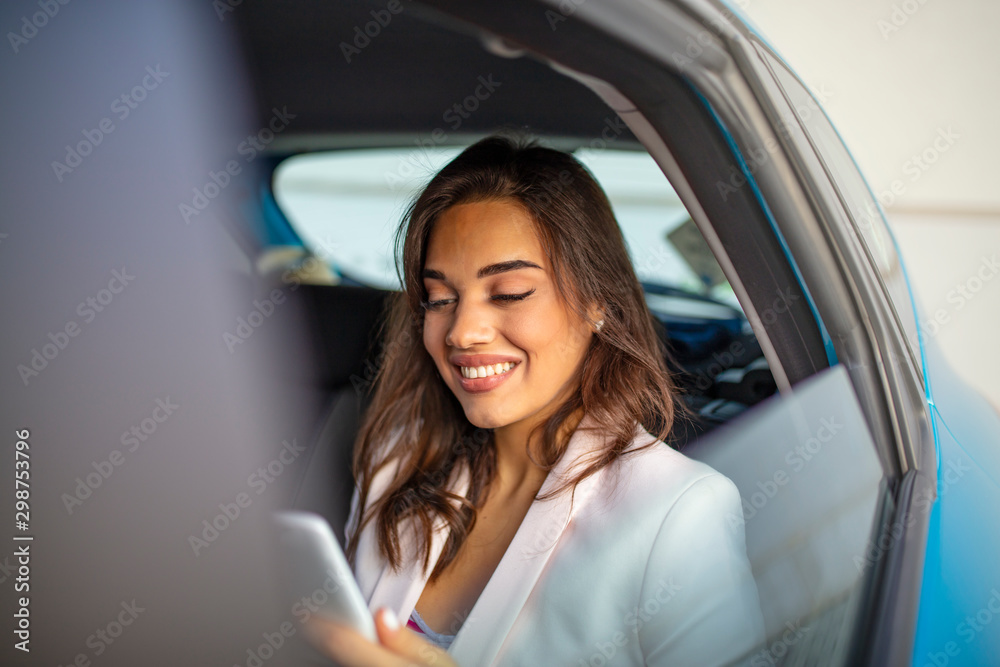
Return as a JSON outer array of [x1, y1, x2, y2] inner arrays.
[[415, 0, 938, 664]]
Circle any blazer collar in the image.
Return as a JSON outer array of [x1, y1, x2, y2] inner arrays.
[[366, 414, 616, 666]]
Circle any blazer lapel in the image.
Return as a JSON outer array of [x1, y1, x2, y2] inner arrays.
[[364, 415, 613, 666], [448, 415, 610, 666], [366, 462, 473, 621]]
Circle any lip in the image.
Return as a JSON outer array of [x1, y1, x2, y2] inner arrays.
[[449, 354, 521, 366], [449, 354, 521, 395]]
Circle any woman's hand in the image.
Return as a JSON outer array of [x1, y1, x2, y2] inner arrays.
[[306, 607, 459, 667]]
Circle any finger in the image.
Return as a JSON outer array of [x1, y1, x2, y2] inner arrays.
[[373, 608, 458, 667], [305, 615, 415, 667]]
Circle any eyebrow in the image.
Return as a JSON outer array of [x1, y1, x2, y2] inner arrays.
[[422, 259, 543, 281]]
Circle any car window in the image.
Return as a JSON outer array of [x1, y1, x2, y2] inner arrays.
[[689, 363, 884, 665], [761, 53, 923, 365], [272, 147, 741, 311]]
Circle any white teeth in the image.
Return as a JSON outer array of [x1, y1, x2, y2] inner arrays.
[[460, 362, 516, 379]]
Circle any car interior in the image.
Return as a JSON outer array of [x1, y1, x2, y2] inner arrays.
[[221, 2, 886, 664], [1, 0, 944, 664], [264, 149, 775, 534], [228, 0, 787, 544]]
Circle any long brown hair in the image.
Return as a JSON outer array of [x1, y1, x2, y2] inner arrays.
[[345, 133, 678, 580]]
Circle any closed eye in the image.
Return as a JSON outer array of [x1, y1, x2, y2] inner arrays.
[[420, 298, 455, 312], [492, 289, 535, 303], [421, 289, 535, 312]]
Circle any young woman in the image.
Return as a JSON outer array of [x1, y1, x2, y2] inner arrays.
[[307, 135, 765, 666]]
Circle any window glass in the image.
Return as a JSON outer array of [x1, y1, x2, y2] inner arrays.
[[273, 147, 740, 310], [691, 364, 884, 665], [762, 54, 922, 362]]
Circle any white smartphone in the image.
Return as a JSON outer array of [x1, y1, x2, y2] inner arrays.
[[271, 510, 377, 641]]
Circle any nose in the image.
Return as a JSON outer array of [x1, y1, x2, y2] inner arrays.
[[444, 299, 495, 349]]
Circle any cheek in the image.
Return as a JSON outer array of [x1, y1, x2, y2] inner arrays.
[[422, 319, 439, 357], [422, 318, 449, 370], [507, 301, 582, 363]]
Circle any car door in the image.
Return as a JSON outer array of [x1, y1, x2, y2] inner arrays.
[[408, 1, 935, 664]]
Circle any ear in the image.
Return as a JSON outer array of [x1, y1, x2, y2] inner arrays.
[[586, 302, 606, 333]]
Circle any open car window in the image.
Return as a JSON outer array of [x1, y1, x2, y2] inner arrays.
[[256, 6, 895, 662], [273, 146, 741, 311]]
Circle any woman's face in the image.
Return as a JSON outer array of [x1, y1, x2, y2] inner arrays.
[[421, 198, 594, 433]]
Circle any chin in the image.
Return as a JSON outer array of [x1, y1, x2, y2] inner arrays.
[[460, 404, 512, 430]]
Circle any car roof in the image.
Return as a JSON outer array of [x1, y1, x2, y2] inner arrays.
[[233, 0, 643, 151]]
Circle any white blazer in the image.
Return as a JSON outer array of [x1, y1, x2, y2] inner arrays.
[[346, 415, 765, 666]]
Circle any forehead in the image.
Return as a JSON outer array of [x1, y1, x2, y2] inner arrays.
[[424, 199, 548, 272]]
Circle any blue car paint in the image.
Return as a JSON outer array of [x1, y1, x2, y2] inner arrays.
[[681, 25, 1000, 659], [786, 84, 1000, 665], [259, 180, 303, 247], [261, 72, 1000, 662], [702, 19, 1000, 659], [912, 335, 1000, 665]]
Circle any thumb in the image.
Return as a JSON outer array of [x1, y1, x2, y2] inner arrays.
[[374, 607, 456, 667]]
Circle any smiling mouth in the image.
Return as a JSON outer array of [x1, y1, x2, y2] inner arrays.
[[458, 361, 517, 379]]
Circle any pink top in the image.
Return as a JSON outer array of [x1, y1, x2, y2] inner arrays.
[[406, 608, 458, 650]]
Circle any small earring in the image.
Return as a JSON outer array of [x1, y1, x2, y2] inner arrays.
[[594, 319, 605, 332]]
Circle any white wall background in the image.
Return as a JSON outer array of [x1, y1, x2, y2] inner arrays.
[[738, 0, 1000, 408]]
